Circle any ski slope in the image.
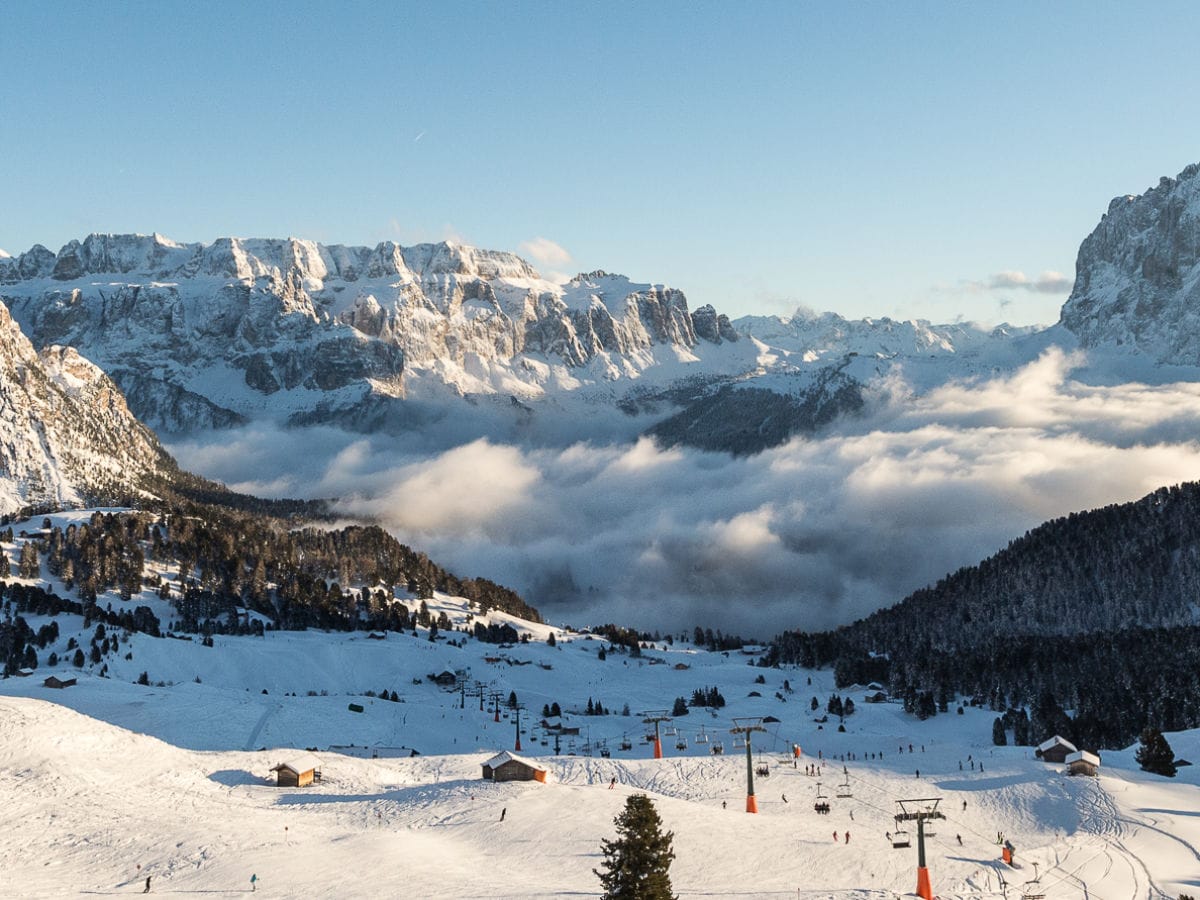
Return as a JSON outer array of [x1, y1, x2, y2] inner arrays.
[[2, 515, 1199, 898]]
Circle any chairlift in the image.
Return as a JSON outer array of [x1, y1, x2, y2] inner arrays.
[[836, 776, 853, 799], [1020, 863, 1046, 900], [733, 736, 746, 750], [619, 734, 633, 751], [695, 728, 710, 745], [754, 753, 770, 777], [891, 829, 911, 849], [664, 726, 678, 737], [600, 747, 611, 758], [813, 782, 831, 814], [710, 741, 724, 755], [676, 737, 688, 751]]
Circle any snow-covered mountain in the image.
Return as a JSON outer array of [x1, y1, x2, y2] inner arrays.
[[1060, 161, 1200, 364], [0, 235, 752, 433], [0, 299, 171, 514]]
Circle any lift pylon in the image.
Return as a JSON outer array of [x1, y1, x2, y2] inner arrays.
[[640, 710, 671, 760], [731, 717, 767, 813]]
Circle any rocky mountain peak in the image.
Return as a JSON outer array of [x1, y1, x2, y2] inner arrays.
[[0, 298, 171, 514], [1059, 160, 1200, 364]]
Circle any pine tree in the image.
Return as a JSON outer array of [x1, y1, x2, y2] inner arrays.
[[992, 717, 1007, 746], [1135, 727, 1177, 777], [594, 794, 676, 900]]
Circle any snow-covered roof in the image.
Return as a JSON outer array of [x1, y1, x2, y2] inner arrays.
[[273, 752, 321, 774], [1037, 735, 1077, 753], [483, 750, 545, 771], [1066, 750, 1100, 766]]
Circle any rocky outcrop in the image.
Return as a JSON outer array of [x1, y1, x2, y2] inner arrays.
[[0, 299, 172, 514], [1060, 162, 1200, 364], [0, 235, 738, 432]]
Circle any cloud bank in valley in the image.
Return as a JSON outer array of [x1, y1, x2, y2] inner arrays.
[[168, 349, 1200, 638]]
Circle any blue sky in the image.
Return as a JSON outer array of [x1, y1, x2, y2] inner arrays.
[[2, 1, 1198, 324]]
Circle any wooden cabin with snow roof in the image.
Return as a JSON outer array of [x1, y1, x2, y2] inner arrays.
[[270, 753, 322, 788], [1066, 749, 1101, 777], [1035, 735, 1077, 764], [481, 751, 547, 783]]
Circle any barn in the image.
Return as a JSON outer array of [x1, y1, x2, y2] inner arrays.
[[1066, 749, 1101, 777], [1035, 735, 1077, 763], [481, 751, 547, 783], [270, 753, 322, 787], [42, 676, 77, 689]]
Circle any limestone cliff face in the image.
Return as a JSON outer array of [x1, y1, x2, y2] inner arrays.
[[0, 299, 171, 514], [0, 235, 735, 432], [1060, 162, 1200, 364]]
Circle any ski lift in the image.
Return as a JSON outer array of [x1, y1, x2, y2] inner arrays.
[[733, 735, 746, 750], [710, 741, 724, 755], [836, 774, 853, 798], [664, 725, 678, 737], [619, 734, 633, 751], [1020, 863, 1046, 900], [813, 782, 831, 814], [891, 829, 910, 849], [695, 727, 710, 745], [675, 736, 688, 751], [755, 753, 770, 777]]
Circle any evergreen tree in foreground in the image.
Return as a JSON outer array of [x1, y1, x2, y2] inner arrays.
[[594, 794, 676, 900], [1135, 727, 1177, 777]]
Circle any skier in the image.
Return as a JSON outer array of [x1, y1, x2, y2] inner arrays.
[[849, 810, 854, 820], [609, 777, 617, 790], [500, 807, 506, 822], [782, 793, 788, 803], [956, 834, 963, 846], [251, 873, 257, 892], [962, 800, 967, 811], [722, 800, 727, 810], [845, 831, 850, 844], [915, 769, 920, 778], [833, 832, 838, 842], [144, 875, 151, 893]]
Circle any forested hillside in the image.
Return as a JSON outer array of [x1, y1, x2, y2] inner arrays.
[[1, 499, 539, 673], [768, 481, 1200, 748]]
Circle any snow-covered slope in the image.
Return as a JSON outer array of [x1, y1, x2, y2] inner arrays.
[[1061, 161, 1200, 364], [0, 301, 171, 514], [4, 559, 1199, 899]]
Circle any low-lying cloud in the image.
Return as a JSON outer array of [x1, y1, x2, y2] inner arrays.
[[168, 349, 1200, 638]]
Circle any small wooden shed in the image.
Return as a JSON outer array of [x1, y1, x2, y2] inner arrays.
[[1066, 749, 1101, 777], [43, 675, 77, 689], [1035, 735, 1077, 764], [481, 751, 547, 783], [271, 753, 322, 787]]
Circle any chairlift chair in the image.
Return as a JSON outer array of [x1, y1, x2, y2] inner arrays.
[[675, 737, 688, 751], [836, 776, 853, 798], [891, 830, 911, 849], [619, 734, 633, 751], [695, 728, 710, 745], [1020, 863, 1046, 900], [710, 741, 724, 755]]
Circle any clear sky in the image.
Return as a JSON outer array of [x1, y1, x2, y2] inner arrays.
[[2, 1, 1199, 325]]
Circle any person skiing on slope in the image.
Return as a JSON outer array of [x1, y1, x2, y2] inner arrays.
[[144, 875, 151, 893], [845, 831, 850, 844], [500, 807, 506, 822], [251, 873, 257, 892]]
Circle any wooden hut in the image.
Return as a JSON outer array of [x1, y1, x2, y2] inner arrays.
[[42, 675, 77, 689], [1035, 735, 1077, 763], [1066, 750, 1101, 777], [271, 753, 322, 787], [481, 751, 547, 783]]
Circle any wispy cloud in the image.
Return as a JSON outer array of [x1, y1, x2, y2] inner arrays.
[[518, 237, 573, 280], [941, 269, 1074, 295]]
